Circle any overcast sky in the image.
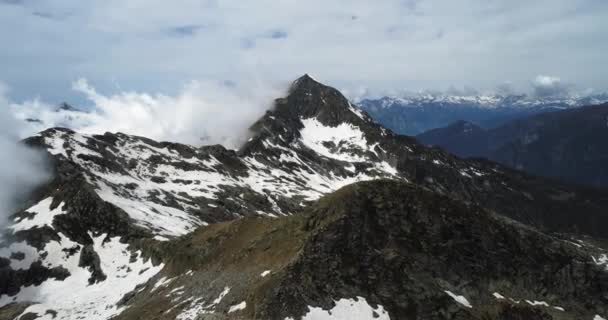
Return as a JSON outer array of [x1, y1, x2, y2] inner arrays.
[[1, 0, 608, 103]]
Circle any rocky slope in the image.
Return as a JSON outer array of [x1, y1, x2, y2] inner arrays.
[[1, 75, 607, 320], [118, 180, 608, 320], [417, 104, 608, 188]]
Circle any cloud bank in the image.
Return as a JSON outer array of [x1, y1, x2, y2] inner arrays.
[[532, 75, 572, 98], [12, 78, 285, 149], [1, 0, 607, 102], [0, 84, 49, 229]]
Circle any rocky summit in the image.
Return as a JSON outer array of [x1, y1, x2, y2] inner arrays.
[[1, 75, 607, 320]]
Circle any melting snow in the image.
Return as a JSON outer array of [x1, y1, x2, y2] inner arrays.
[[228, 301, 247, 313], [176, 297, 210, 320], [492, 292, 505, 300], [348, 102, 367, 120], [213, 287, 231, 305], [525, 300, 549, 307], [0, 234, 163, 320], [286, 297, 390, 320], [10, 197, 64, 232], [492, 292, 565, 311], [593, 254, 608, 270], [176, 286, 230, 319], [37, 122, 401, 239], [444, 290, 473, 308], [299, 117, 369, 162], [152, 276, 174, 292]]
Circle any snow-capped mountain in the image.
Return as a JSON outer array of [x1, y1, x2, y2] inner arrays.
[[359, 93, 608, 135], [365, 92, 608, 110], [1, 75, 608, 320]]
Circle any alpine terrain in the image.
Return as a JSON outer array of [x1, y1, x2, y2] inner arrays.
[[416, 104, 608, 188], [359, 93, 608, 135], [1, 75, 607, 320]]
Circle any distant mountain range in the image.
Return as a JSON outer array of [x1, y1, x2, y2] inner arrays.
[[417, 103, 608, 188], [359, 93, 608, 135]]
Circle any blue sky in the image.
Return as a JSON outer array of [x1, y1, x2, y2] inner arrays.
[[1, 0, 608, 103]]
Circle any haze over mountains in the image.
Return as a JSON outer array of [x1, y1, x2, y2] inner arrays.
[[416, 103, 608, 189], [360, 92, 608, 136], [1, 76, 607, 320]]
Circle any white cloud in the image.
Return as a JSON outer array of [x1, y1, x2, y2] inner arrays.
[[0, 83, 50, 229], [11, 77, 285, 148], [1, 0, 607, 101], [532, 75, 571, 97], [534, 75, 561, 87], [73, 77, 283, 148]]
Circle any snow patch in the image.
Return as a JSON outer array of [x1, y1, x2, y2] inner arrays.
[[492, 292, 505, 300], [286, 297, 390, 320], [10, 197, 64, 232], [444, 290, 473, 308], [348, 102, 366, 120], [525, 300, 549, 307], [299, 117, 368, 162], [228, 301, 247, 313], [0, 234, 163, 320]]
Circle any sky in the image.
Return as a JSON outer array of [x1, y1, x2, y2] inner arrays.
[[1, 0, 608, 104]]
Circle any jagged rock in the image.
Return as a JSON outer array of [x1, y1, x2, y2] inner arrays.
[[78, 244, 107, 284]]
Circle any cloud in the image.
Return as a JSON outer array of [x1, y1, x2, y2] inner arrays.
[[32, 11, 61, 20], [0, 0, 607, 103], [0, 83, 49, 230], [167, 25, 206, 37], [269, 30, 288, 39], [495, 81, 516, 96], [0, 0, 24, 5], [446, 85, 479, 96], [5, 73, 284, 225], [532, 75, 571, 97], [9, 77, 285, 149]]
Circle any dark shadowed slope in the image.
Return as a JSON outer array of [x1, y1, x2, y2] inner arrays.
[[117, 180, 608, 320], [359, 94, 608, 136], [417, 103, 608, 188]]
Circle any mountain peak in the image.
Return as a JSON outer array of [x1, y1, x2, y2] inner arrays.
[[265, 75, 366, 128], [290, 74, 320, 91]]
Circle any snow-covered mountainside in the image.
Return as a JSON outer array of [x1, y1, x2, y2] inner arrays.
[[359, 93, 608, 135], [1, 75, 608, 320]]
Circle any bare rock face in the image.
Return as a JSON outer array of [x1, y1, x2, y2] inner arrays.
[[1, 75, 608, 320]]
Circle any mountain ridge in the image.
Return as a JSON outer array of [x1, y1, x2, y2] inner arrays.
[[359, 93, 608, 135], [416, 103, 608, 188], [1, 75, 607, 320]]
